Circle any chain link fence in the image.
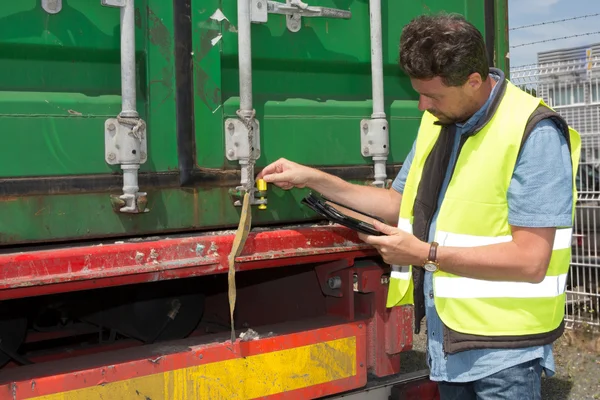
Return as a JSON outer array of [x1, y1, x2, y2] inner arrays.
[[511, 61, 600, 330]]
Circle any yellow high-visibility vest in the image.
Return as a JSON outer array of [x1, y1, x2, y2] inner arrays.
[[386, 81, 581, 336]]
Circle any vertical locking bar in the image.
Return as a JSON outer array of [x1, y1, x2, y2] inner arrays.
[[361, 0, 389, 188], [102, 0, 148, 213], [225, 0, 261, 201]]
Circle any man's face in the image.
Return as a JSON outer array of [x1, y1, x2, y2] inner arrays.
[[411, 75, 481, 124]]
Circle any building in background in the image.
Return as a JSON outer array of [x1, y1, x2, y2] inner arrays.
[[524, 43, 600, 162]]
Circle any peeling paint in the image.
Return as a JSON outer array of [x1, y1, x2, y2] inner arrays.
[[147, 249, 159, 264], [148, 356, 163, 364], [211, 33, 222, 46], [210, 9, 228, 22], [240, 328, 260, 341], [135, 252, 144, 263]]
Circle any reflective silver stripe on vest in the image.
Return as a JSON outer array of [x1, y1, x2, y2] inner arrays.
[[434, 273, 568, 298], [390, 265, 411, 280], [398, 217, 412, 234], [435, 228, 572, 250], [390, 218, 413, 280]]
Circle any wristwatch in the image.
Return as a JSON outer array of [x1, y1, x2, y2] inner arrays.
[[423, 241, 440, 272]]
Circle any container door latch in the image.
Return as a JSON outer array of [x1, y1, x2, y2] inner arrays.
[[250, 0, 351, 32]]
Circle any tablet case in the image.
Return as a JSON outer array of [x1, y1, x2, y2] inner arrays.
[[301, 192, 384, 236]]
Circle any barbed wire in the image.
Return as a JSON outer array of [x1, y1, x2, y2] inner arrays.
[[511, 31, 600, 48], [510, 13, 600, 31]]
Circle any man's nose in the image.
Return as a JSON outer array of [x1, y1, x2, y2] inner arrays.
[[418, 95, 431, 112]]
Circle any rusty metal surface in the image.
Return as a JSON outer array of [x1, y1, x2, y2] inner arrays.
[[0, 225, 375, 300], [354, 262, 412, 377]]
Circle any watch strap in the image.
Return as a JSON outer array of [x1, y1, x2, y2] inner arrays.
[[428, 241, 439, 263]]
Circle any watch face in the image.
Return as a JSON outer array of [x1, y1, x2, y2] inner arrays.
[[424, 262, 438, 272]]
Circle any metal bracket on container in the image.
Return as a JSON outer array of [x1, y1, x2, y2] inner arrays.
[[100, 0, 126, 7], [360, 118, 389, 157], [42, 0, 62, 14], [224, 117, 265, 207], [105, 117, 149, 213], [225, 119, 261, 163], [251, 0, 351, 32]]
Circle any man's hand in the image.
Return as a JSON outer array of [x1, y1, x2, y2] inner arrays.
[[256, 158, 321, 190], [358, 220, 428, 266]]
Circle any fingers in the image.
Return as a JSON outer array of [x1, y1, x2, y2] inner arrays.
[[358, 232, 387, 246], [372, 219, 399, 235], [262, 170, 295, 185], [256, 158, 289, 180]]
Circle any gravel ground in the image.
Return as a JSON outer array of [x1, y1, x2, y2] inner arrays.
[[399, 320, 600, 399]]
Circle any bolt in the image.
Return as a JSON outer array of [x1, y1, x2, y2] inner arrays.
[[108, 123, 116, 131], [198, 354, 203, 359], [227, 149, 235, 157], [328, 276, 341, 289], [362, 123, 368, 132], [360, 363, 364, 368], [228, 122, 235, 131], [257, 1, 262, 8], [358, 324, 363, 329], [107, 153, 116, 161], [363, 146, 370, 155]]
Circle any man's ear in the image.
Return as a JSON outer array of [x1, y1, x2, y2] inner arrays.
[[466, 72, 483, 90]]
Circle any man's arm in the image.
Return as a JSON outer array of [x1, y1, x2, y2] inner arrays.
[[361, 222, 555, 283], [360, 119, 573, 283], [256, 146, 416, 225], [311, 174, 403, 225], [310, 143, 415, 224], [435, 226, 555, 283]]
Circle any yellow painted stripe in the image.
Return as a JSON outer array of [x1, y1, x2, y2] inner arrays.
[[31, 336, 357, 400]]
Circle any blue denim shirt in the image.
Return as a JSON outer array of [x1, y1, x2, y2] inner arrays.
[[392, 70, 573, 382]]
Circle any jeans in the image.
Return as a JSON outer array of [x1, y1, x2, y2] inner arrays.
[[437, 359, 543, 400]]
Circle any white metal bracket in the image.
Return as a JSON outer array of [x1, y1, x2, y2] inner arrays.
[[360, 118, 389, 158], [251, 0, 351, 32], [224, 118, 261, 162], [105, 117, 149, 214], [105, 118, 148, 166]]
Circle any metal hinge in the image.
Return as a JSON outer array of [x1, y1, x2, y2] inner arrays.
[[251, 0, 351, 32]]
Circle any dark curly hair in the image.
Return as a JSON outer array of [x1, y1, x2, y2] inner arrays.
[[399, 13, 489, 87]]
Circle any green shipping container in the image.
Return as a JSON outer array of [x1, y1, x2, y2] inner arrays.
[[0, 0, 508, 246]]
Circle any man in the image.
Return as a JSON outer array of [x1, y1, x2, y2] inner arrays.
[[257, 13, 580, 400]]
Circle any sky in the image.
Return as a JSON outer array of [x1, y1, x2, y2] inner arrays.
[[508, 0, 600, 68]]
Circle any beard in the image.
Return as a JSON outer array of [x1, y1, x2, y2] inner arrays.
[[428, 108, 472, 125]]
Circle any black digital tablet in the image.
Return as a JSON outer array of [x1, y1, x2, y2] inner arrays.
[[301, 192, 384, 236]]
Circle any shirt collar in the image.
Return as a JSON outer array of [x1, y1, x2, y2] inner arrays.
[[455, 70, 503, 131]]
